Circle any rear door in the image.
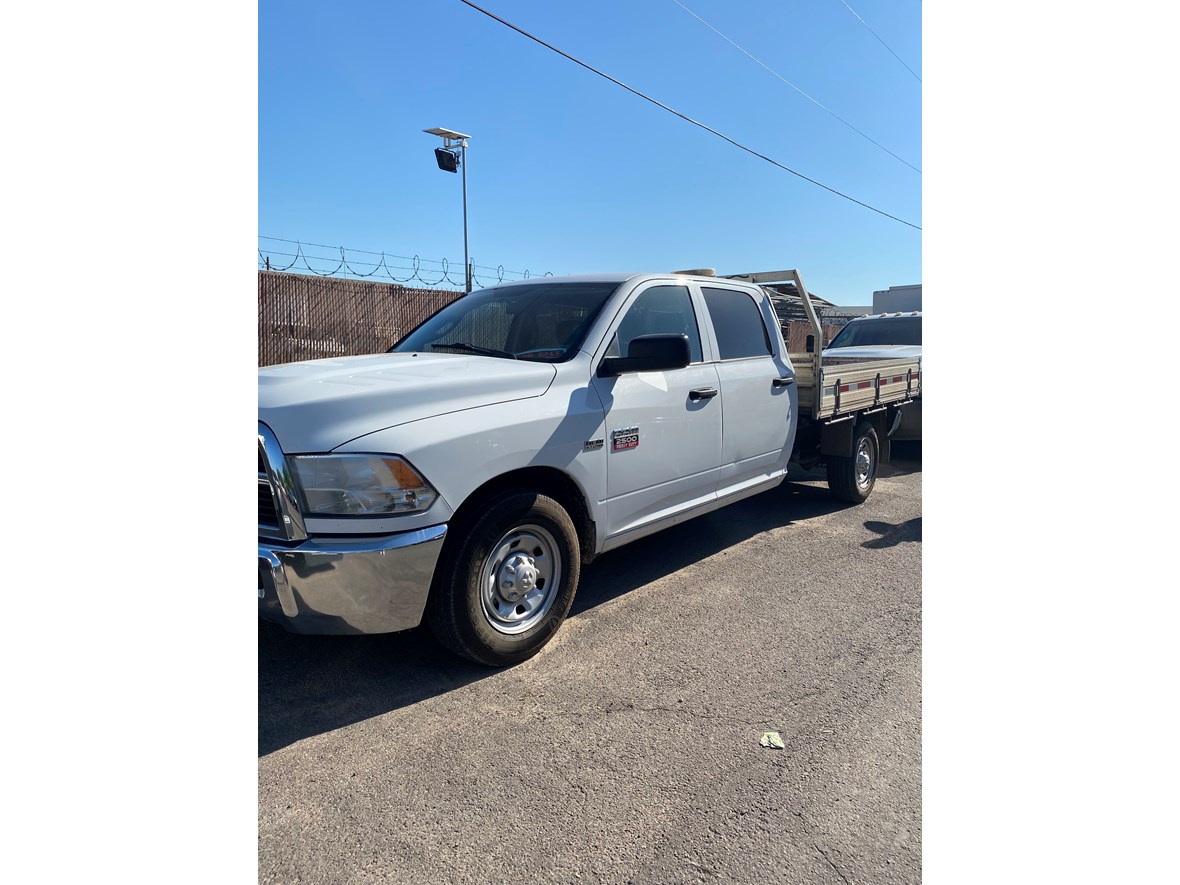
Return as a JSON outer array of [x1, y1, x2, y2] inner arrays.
[[698, 284, 797, 494]]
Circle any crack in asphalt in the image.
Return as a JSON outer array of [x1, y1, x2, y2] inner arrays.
[[815, 842, 853, 885]]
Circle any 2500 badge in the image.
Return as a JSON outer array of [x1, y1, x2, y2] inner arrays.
[[611, 426, 640, 451]]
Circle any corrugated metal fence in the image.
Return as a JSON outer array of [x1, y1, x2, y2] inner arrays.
[[258, 271, 462, 367]]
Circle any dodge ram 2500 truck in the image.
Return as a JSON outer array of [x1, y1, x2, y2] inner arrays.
[[258, 268, 921, 666]]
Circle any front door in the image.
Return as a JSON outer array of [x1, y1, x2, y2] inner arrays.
[[589, 283, 723, 541]]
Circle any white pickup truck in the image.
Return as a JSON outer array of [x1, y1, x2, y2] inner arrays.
[[823, 310, 922, 440], [258, 268, 921, 666]]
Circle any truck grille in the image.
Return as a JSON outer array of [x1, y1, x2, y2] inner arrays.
[[258, 422, 305, 541], [259, 475, 280, 529]]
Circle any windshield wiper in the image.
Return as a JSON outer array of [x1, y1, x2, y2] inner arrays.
[[430, 342, 518, 360]]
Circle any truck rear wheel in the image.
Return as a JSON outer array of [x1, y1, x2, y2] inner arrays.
[[426, 490, 581, 667], [827, 421, 879, 504]]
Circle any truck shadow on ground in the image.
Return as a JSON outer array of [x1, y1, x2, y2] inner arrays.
[[258, 620, 488, 756], [259, 449, 921, 756], [570, 475, 854, 618], [881, 440, 922, 477]]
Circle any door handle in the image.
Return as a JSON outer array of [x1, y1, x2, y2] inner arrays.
[[689, 387, 718, 401], [773, 376, 794, 388]]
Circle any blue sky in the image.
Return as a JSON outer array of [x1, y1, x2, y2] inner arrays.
[[259, 0, 921, 305]]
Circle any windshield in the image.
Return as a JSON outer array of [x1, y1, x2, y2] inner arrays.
[[828, 315, 921, 348], [392, 282, 621, 362]]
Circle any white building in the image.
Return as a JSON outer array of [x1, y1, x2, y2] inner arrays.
[[873, 284, 922, 313]]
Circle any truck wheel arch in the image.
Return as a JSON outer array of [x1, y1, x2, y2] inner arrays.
[[826, 420, 880, 504], [443, 467, 597, 566]]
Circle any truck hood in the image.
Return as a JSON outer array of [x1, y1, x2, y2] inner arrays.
[[259, 352, 557, 452]]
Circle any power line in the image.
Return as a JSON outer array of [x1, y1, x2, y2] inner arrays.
[[670, 0, 919, 174], [836, 0, 921, 83], [457, 0, 920, 232]]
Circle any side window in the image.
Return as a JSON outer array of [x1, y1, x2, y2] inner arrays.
[[702, 287, 773, 360], [608, 285, 703, 363]]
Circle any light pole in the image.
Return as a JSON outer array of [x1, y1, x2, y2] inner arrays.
[[423, 127, 472, 293]]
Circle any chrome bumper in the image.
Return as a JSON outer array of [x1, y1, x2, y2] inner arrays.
[[258, 524, 447, 635]]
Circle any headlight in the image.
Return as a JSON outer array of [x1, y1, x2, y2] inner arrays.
[[288, 454, 437, 516]]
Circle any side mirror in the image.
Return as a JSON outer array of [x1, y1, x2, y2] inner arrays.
[[597, 334, 691, 377]]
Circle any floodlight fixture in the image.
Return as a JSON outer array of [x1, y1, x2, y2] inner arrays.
[[434, 147, 460, 173]]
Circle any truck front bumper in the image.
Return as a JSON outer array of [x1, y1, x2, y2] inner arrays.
[[258, 524, 447, 635]]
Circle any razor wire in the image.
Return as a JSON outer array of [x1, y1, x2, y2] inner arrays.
[[259, 236, 554, 289]]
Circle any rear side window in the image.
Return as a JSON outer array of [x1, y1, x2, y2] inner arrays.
[[702, 287, 772, 360]]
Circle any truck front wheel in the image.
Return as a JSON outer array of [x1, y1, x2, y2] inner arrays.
[[827, 421, 879, 504], [426, 490, 581, 667]]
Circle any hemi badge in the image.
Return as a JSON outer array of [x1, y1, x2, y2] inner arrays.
[[584, 439, 604, 452], [611, 426, 640, 451]]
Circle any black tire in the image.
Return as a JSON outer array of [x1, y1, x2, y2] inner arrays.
[[827, 421, 879, 504], [426, 490, 581, 667]]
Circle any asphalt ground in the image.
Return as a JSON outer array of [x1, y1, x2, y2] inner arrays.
[[259, 442, 922, 884]]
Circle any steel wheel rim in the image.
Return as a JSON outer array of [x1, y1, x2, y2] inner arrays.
[[855, 437, 875, 489], [480, 523, 562, 635]]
